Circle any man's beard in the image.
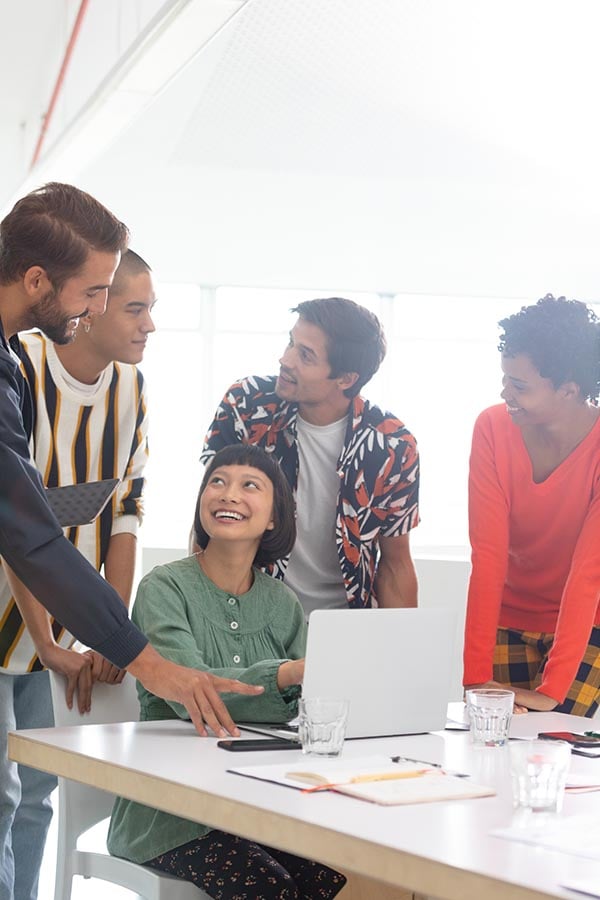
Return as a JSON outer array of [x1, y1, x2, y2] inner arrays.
[[29, 289, 84, 345]]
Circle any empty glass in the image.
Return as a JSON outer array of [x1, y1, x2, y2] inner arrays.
[[465, 688, 514, 747], [298, 697, 349, 756], [510, 739, 571, 813]]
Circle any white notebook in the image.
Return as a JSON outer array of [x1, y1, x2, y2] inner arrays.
[[229, 755, 494, 806]]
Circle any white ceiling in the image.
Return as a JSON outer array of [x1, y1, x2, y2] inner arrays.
[[5, 0, 600, 298]]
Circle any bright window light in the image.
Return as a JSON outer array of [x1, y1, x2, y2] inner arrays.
[[139, 286, 532, 559]]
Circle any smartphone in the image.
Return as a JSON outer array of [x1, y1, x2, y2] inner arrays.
[[217, 739, 300, 752], [538, 731, 600, 748]]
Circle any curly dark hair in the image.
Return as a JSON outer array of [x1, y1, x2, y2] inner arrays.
[[194, 444, 296, 566], [498, 294, 600, 401], [292, 297, 386, 398]]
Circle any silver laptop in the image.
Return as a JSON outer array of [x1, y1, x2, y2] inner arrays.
[[240, 607, 455, 741]]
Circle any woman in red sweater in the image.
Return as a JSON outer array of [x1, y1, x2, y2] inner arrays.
[[463, 294, 600, 716]]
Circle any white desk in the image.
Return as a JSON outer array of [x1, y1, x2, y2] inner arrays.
[[9, 708, 600, 900]]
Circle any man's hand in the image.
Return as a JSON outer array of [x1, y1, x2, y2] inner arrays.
[[127, 645, 264, 737], [86, 649, 126, 685], [38, 644, 93, 713]]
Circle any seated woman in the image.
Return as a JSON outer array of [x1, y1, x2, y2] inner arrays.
[[107, 444, 346, 899], [463, 294, 600, 717]]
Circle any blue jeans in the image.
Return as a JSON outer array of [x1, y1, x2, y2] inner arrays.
[[0, 671, 56, 900]]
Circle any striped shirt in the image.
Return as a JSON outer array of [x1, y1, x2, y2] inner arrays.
[[0, 333, 149, 674]]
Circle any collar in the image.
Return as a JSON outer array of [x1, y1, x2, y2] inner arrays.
[[0, 315, 22, 359]]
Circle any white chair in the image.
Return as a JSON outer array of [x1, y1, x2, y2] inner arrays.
[[49, 671, 207, 900]]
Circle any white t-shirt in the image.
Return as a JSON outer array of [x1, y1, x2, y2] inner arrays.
[[284, 414, 347, 618]]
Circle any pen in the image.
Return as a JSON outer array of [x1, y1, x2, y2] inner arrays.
[[300, 768, 430, 793], [391, 755, 471, 778]]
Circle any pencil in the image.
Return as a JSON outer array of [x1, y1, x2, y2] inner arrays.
[[298, 768, 430, 793], [350, 769, 429, 784]]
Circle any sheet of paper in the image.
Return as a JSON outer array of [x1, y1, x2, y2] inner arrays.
[[566, 773, 600, 793], [493, 814, 600, 862], [560, 877, 600, 898]]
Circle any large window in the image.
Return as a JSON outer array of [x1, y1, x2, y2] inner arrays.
[[140, 288, 527, 555]]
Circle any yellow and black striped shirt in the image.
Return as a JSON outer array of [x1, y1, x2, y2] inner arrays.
[[0, 333, 149, 674]]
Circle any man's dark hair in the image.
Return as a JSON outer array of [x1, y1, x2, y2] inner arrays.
[[0, 182, 129, 290], [194, 444, 296, 567], [498, 293, 600, 401], [291, 297, 386, 397], [109, 250, 152, 297]]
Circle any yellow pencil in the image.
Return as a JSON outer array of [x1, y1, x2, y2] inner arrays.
[[297, 768, 431, 793], [351, 768, 430, 784]]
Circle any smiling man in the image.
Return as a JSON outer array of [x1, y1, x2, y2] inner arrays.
[[0, 183, 262, 900], [202, 297, 420, 615], [0, 250, 155, 900], [4, 250, 156, 684]]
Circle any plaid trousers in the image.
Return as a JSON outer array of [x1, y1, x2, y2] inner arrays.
[[493, 626, 600, 717]]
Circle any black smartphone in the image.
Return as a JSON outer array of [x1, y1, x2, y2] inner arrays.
[[538, 731, 600, 748], [217, 739, 300, 752]]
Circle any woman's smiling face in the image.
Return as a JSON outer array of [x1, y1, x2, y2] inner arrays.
[[200, 464, 275, 545], [500, 352, 571, 426]]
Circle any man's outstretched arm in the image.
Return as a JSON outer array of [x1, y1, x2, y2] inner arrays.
[[127, 645, 264, 736]]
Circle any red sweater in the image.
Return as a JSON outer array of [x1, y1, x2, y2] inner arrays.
[[463, 404, 600, 703]]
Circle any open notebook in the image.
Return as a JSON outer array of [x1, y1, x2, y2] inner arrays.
[[229, 755, 495, 806]]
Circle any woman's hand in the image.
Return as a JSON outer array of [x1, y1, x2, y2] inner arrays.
[[510, 686, 559, 712], [277, 659, 305, 691], [464, 680, 529, 714]]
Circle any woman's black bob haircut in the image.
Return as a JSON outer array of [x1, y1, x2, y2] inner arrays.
[[193, 444, 296, 566]]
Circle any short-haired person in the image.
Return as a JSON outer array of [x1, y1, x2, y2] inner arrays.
[[464, 294, 600, 716], [202, 298, 419, 615], [108, 444, 346, 899], [0, 186, 261, 722], [0, 249, 156, 900]]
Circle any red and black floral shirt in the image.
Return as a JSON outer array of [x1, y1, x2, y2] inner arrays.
[[201, 375, 419, 608]]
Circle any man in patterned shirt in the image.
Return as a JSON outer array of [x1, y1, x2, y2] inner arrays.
[[201, 297, 419, 615]]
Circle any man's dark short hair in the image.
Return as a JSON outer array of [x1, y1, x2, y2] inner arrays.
[[0, 182, 129, 290], [498, 293, 600, 401], [194, 444, 296, 567], [109, 250, 152, 298], [291, 297, 386, 397]]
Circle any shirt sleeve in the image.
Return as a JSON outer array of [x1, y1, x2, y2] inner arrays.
[[0, 354, 147, 668], [379, 431, 420, 537], [463, 410, 510, 686], [112, 372, 149, 535], [132, 567, 306, 722], [200, 382, 247, 464], [538, 480, 600, 703]]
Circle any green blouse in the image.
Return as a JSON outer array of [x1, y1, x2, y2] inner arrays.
[[107, 555, 306, 863]]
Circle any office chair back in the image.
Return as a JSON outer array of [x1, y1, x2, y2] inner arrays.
[[49, 670, 206, 900]]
